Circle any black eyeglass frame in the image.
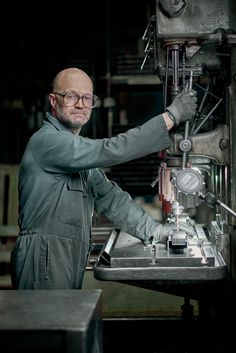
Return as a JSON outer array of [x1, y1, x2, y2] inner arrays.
[[53, 91, 100, 108]]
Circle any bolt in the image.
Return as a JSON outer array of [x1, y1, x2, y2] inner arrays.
[[219, 138, 229, 150]]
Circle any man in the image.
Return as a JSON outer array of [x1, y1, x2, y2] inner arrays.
[[11, 67, 197, 289]]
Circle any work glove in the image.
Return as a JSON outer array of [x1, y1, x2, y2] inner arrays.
[[149, 222, 196, 244], [166, 89, 198, 126]]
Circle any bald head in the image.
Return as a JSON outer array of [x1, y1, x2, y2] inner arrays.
[[52, 68, 93, 93], [48, 67, 95, 134]]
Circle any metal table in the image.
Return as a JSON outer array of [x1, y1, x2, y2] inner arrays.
[[94, 228, 228, 318], [0, 289, 102, 353]]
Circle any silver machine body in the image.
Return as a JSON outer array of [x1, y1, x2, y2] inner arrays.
[[94, 0, 236, 319], [152, 0, 236, 285]]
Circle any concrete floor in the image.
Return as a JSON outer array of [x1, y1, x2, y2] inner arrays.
[[83, 270, 199, 319], [84, 270, 232, 353], [102, 318, 232, 353]]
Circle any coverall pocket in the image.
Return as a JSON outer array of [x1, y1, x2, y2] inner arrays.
[[10, 235, 34, 289], [58, 176, 86, 227], [39, 235, 73, 288], [10, 240, 22, 288]]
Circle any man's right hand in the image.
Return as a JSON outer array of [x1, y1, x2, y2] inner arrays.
[[149, 222, 196, 243], [166, 89, 198, 126]]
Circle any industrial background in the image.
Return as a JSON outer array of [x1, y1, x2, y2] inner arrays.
[[0, 0, 236, 352]]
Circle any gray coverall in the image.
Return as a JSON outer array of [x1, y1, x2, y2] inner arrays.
[[11, 112, 171, 289]]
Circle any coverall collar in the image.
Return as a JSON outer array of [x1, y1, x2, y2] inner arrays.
[[45, 112, 73, 134]]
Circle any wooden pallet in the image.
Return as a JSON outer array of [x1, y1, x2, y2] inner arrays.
[[0, 164, 19, 288]]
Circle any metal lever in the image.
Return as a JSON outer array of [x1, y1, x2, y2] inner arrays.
[[140, 49, 153, 70], [191, 98, 223, 135], [141, 15, 156, 70], [199, 192, 236, 218], [181, 70, 193, 169], [142, 15, 155, 40]]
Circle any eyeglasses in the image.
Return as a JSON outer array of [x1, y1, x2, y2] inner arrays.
[[53, 91, 100, 108]]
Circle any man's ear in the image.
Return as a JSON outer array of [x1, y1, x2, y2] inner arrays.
[[48, 93, 56, 109]]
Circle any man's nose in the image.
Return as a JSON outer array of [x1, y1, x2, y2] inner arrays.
[[75, 96, 84, 107]]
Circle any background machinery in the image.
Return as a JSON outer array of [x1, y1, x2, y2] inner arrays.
[[94, 0, 236, 321]]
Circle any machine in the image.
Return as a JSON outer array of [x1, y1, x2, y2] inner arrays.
[[94, 0, 236, 319]]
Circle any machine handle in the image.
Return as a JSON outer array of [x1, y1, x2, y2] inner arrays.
[[199, 192, 236, 218]]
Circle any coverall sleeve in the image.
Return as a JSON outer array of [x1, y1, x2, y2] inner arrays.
[[92, 168, 159, 242], [32, 113, 170, 174]]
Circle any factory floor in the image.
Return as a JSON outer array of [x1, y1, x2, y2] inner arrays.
[[84, 270, 233, 353], [102, 318, 232, 353]]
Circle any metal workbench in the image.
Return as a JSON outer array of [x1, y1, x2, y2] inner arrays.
[[0, 289, 102, 353], [94, 228, 228, 318]]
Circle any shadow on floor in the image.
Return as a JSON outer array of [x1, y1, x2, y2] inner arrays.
[[103, 318, 232, 353]]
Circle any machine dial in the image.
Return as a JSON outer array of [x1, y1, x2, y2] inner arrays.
[[172, 168, 204, 194]]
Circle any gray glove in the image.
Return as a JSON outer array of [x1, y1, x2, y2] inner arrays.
[[166, 89, 198, 126], [151, 222, 196, 243]]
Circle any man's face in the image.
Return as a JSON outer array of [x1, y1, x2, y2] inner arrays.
[[49, 71, 94, 134]]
